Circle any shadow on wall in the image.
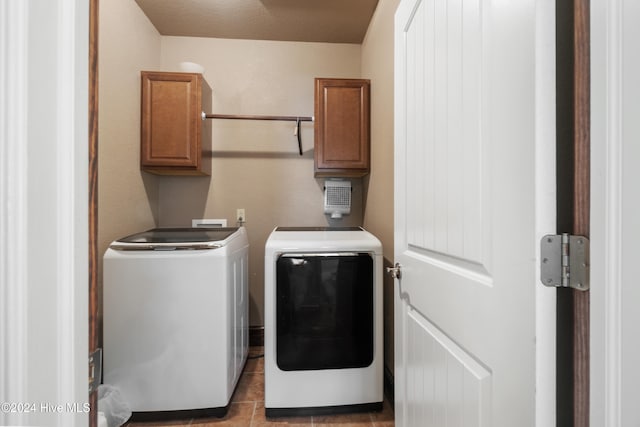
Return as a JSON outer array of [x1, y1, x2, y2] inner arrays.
[[152, 175, 212, 227], [382, 257, 395, 394], [141, 171, 161, 226]]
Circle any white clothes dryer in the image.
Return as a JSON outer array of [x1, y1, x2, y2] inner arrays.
[[264, 227, 383, 417]]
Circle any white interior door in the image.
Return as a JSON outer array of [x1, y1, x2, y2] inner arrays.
[[393, 0, 556, 426]]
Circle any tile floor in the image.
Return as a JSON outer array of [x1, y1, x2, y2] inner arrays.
[[125, 347, 395, 427]]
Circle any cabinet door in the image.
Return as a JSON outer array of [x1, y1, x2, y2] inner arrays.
[[140, 71, 211, 175], [314, 78, 370, 177]]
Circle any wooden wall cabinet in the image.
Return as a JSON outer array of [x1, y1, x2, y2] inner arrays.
[[140, 71, 212, 175], [314, 78, 370, 177]]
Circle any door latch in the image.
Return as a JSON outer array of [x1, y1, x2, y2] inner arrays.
[[386, 263, 402, 279]]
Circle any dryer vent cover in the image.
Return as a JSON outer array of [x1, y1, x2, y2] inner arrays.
[[324, 180, 351, 219]]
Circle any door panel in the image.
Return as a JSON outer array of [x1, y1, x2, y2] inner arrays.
[[394, 0, 546, 425], [403, 0, 485, 272], [403, 306, 491, 427]]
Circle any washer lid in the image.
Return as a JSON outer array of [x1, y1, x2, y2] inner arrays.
[[111, 227, 239, 250]]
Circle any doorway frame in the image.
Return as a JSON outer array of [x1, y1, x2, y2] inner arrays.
[[89, 0, 100, 426], [1, 1, 89, 426], [590, 0, 639, 424]]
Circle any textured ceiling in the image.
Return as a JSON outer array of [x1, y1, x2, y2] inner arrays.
[[135, 0, 379, 44]]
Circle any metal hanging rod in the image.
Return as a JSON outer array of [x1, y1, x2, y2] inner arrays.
[[204, 113, 313, 122], [202, 113, 313, 156]]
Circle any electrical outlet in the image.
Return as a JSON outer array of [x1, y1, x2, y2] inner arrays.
[[236, 209, 245, 223]]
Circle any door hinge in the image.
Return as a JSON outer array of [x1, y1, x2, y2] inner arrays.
[[540, 233, 589, 291], [88, 348, 102, 394]]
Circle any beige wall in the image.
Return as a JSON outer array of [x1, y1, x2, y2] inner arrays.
[[99, 0, 161, 250], [99, 0, 399, 370], [361, 0, 400, 377], [362, 3, 398, 256], [98, 0, 162, 342], [157, 38, 364, 326]]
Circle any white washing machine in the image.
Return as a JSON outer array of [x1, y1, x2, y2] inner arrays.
[[103, 227, 248, 420], [264, 227, 383, 417]]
